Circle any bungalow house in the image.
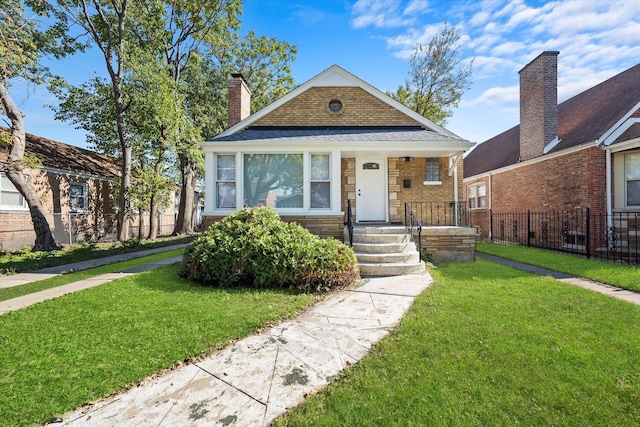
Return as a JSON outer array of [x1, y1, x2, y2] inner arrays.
[[199, 65, 477, 272], [0, 129, 177, 250], [463, 52, 640, 261]]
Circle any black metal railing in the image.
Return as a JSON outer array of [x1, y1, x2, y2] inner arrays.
[[406, 201, 469, 227], [347, 199, 354, 247], [405, 202, 423, 258], [485, 208, 640, 266]]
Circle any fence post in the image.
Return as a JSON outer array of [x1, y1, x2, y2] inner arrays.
[[585, 207, 591, 259], [527, 210, 531, 247], [489, 209, 493, 242], [67, 212, 73, 245]]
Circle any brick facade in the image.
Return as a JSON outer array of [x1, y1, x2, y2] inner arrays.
[[228, 73, 251, 127], [464, 145, 609, 240], [253, 87, 424, 127], [341, 156, 463, 225], [519, 51, 558, 161], [0, 168, 118, 250]]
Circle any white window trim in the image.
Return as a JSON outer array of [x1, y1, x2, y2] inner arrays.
[[614, 149, 640, 210], [467, 183, 487, 210], [209, 151, 342, 215], [70, 182, 89, 212], [0, 173, 29, 211]]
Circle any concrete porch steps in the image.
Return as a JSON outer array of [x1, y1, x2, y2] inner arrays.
[[346, 225, 425, 276]]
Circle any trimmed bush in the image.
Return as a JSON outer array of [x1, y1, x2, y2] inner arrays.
[[180, 208, 360, 292]]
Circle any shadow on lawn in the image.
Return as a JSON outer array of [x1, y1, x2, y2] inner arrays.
[[133, 262, 311, 298]]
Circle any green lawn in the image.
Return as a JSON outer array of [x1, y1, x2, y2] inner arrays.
[[0, 248, 184, 302], [0, 235, 192, 275], [0, 263, 317, 427], [477, 241, 640, 292], [274, 259, 640, 426]]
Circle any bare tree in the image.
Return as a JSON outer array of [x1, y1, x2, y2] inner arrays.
[[388, 23, 473, 125]]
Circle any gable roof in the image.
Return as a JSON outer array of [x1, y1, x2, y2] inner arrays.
[[464, 62, 640, 178], [213, 64, 462, 140], [1, 128, 119, 179]]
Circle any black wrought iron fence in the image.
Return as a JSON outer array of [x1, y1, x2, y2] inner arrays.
[[405, 201, 470, 227], [486, 209, 639, 266]]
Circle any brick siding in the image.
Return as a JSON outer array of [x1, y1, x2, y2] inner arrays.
[[253, 87, 423, 127]]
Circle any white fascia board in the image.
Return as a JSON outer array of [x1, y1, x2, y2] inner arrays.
[[212, 65, 466, 141], [600, 118, 640, 147], [201, 139, 474, 155], [596, 100, 640, 146], [603, 137, 640, 153]]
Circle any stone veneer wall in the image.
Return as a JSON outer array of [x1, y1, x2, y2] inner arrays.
[[420, 226, 477, 263], [201, 215, 344, 241]]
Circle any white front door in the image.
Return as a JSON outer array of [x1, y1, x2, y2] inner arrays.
[[355, 159, 387, 222]]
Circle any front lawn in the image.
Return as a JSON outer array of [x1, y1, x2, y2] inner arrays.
[[0, 248, 185, 302], [0, 263, 317, 427], [0, 235, 193, 275], [476, 241, 640, 292], [274, 259, 640, 426]]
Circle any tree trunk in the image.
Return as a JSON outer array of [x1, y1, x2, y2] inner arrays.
[[148, 194, 158, 240], [173, 150, 198, 235], [115, 102, 132, 241], [1, 80, 59, 252]]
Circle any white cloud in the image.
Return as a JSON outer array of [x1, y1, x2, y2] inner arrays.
[[468, 85, 519, 108], [351, 0, 417, 28], [403, 0, 430, 16]]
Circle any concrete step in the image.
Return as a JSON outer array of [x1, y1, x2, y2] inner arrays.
[[351, 225, 407, 234], [355, 251, 420, 264], [359, 261, 426, 276], [351, 242, 417, 254], [351, 233, 410, 244]]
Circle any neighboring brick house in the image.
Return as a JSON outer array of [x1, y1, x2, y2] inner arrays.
[[200, 65, 475, 240], [463, 52, 640, 257], [0, 129, 123, 250]]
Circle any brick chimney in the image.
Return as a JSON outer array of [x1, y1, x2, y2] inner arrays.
[[227, 73, 251, 127], [519, 51, 559, 161]]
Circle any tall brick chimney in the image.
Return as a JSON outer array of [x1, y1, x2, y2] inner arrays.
[[227, 73, 251, 127], [519, 51, 559, 161]]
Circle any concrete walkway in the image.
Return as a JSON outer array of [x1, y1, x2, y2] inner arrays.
[[477, 253, 640, 306], [59, 273, 433, 427]]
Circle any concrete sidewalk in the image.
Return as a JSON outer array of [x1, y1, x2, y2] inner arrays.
[[0, 244, 187, 315], [59, 273, 433, 427], [0, 256, 183, 315], [477, 253, 640, 306]]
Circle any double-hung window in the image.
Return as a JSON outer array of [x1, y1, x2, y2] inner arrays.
[[0, 173, 27, 210], [310, 154, 330, 209], [70, 183, 88, 212], [626, 152, 640, 206], [467, 184, 486, 209], [216, 155, 236, 208]]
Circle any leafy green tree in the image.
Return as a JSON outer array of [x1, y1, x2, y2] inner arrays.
[[52, 0, 145, 240], [0, 0, 78, 251], [388, 23, 473, 125]]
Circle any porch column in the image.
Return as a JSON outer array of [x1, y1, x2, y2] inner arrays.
[[204, 152, 214, 213]]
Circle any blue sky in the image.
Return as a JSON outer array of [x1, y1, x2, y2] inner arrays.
[[9, 0, 640, 149]]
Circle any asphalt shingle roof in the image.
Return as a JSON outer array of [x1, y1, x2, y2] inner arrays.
[[464, 62, 640, 178], [1, 128, 119, 179], [211, 126, 464, 143]]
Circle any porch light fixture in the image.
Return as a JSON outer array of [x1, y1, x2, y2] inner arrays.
[[402, 156, 413, 162]]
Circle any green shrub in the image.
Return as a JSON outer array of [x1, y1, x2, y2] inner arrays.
[[180, 207, 360, 292]]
